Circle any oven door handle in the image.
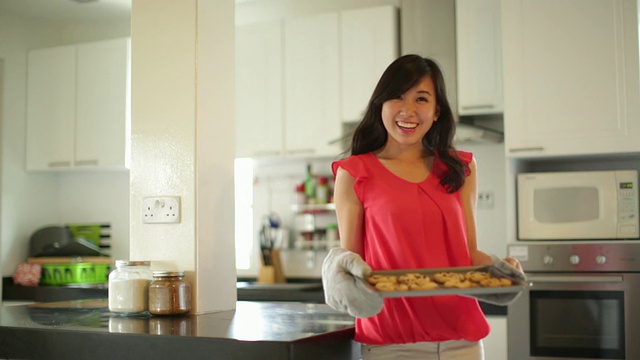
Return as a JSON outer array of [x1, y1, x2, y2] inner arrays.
[[527, 275, 624, 283]]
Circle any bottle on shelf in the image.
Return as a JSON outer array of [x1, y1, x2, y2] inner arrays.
[[326, 224, 339, 249], [315, 176, 329, 204], [295, 183, 306, 206], [304, 164, 316, 204]]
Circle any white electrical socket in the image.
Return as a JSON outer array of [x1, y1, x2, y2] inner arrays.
[[142, 196, 181, 224], [478, 191, 495, 210]]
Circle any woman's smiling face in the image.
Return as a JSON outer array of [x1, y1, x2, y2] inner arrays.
[[381, 75, 439, 149]]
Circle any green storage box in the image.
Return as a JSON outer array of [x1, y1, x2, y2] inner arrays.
[[41, 263, 110, 286]]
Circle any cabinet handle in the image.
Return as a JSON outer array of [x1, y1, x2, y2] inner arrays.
[[508, 146, 544, 153], [48, 161, 71, 168], [252, 151, 282, 157], [461, 104, 495, 110], [287, 149, 315, 155], [75, 160, 99, 166]]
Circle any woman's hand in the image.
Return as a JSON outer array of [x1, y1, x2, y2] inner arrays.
[[503, 256, 523, 272]]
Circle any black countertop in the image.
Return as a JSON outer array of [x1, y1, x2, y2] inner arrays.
[[0, 300, 358, 360]]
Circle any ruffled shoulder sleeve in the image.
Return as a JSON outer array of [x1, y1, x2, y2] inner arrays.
[[331, 154, 372, 203], [331, 154, 371, 178], [457, 150, 473, 176], [431, 150, 473, 178]]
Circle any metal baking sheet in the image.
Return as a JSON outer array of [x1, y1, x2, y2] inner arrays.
[[365, 265, 526, 298]]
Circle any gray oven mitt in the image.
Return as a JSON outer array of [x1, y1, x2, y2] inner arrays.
[[322, 247, 383, 318], [470, 254, 527, 306]]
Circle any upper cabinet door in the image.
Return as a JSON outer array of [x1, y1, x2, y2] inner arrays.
[[26, 45, 77, 170], [340, 6, 399, 122], [26, 38, 131, 171], [284, 12, 340, 157], [76, 38, 131, 169], [456, 0, 503, 115], [503, 0, 640, 158], [235, 21, 284, 158]]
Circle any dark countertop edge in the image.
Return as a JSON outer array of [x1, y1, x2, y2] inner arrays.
[[0, 327, 359, 360], [0, 300, 359, 360]]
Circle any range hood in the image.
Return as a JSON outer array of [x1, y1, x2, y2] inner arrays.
[[454, 122, 503, 144], [331, 120, 503, 151]]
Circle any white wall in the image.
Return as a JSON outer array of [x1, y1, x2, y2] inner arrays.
[[0, 9, 131, 279], [459, 142, 508, 258]]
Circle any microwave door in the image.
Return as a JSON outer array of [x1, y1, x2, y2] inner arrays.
[[518, 172, 618, 240]]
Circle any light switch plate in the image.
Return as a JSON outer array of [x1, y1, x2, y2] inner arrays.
[[142, 196, 181, 224]]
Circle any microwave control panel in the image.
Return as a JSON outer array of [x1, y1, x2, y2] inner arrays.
[[616, 170, 639, 238]]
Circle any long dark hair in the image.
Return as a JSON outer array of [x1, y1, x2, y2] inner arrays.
[[349, 54, 466, 193]]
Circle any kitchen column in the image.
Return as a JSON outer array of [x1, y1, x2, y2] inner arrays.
[[130, 0, 236, 314]]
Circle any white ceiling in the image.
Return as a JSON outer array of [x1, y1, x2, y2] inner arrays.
[[0, 0, 131, 22]]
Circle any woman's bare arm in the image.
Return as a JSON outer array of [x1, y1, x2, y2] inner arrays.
[[333, 167, 366, 257]]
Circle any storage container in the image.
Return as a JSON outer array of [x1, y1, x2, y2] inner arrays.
[[148, 271, 192, 315], [108, 260, 153, 315], [40, 263, 110, 285]]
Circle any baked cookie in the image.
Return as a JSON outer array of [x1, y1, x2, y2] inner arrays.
[[409, 279, 439, 291], [444, 279, 474, 289], [465, 271, 491, 283], [375, 282, 397, 292], [479, 278, 502, 288], [367, 274, 398, 285], [433, 272, 465, 284], [399, 273, 425, 284]]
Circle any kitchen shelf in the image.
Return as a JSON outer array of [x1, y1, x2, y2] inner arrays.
[[291, 203, 336, 213]]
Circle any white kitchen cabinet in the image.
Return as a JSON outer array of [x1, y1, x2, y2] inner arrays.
[[235, 21, 284, 158], [235, 7, 399, 159], [340, 5, 399, 122], [75, 38, 130, 169], [456, 0, 502, 115], [502, 0, 640, 158], [484, 316, 507, 360], [26, 44, 76, 170], [284, 12, 341, 157], [26, 37, 131, 171]]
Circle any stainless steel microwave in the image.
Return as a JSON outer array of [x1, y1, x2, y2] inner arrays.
[[517, 170, 639, 240]]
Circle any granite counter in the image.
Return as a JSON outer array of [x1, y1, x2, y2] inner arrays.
[[0, 300, 358, 360]]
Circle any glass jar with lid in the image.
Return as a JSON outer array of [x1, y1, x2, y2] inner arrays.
[[148, 271, 192, 315], [108, 260, 153, 315]]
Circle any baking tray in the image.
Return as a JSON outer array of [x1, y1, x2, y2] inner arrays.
[[364, 265, 525, 298]]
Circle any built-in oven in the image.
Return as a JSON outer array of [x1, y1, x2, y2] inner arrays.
[[507, 242, 640, 360]]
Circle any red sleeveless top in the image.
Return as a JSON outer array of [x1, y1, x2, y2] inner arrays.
[[331, 151, 489, 345]]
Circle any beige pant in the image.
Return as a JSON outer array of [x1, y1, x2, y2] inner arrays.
[[361, 340, 484, 360]]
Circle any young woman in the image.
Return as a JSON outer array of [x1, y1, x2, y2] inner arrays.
[[323, 54, 524, 360]]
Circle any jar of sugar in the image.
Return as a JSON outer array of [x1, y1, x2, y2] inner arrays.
[[108, 260, 153, 315]]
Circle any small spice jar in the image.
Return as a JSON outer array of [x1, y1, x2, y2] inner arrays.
[[148, 271, 192, 315], [108, 260, 153, 315]]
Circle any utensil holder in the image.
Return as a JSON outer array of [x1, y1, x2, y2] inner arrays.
[[258, 248, 285, 284]]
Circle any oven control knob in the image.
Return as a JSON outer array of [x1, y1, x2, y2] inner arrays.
[[569, 255, 580, 265], [596, 255, 607, 265], [543, 255, 554, 265]]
